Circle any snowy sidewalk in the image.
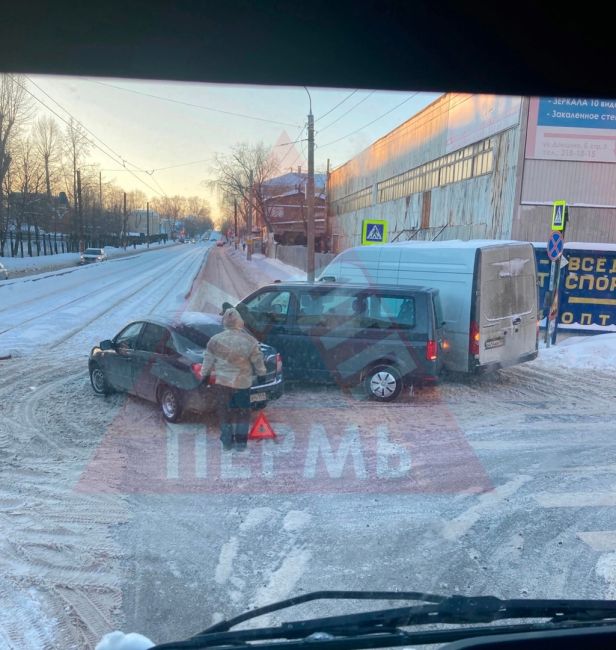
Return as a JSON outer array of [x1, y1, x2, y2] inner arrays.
[[224, 247, 307, 283], [1, 240, 181, 278], [533, 332, 616, 372]]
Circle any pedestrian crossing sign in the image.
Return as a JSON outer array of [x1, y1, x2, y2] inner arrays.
[[551, 200, 568, 231], [361, 219, 388, 245]]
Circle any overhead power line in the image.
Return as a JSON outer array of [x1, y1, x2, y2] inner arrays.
[[18, 76, 167, 197], [102, 158, 211, 174], [317, 91, 376, 133], [276, 124, 307, 171], [319, 92, 420, 150], [315, 89, 359, 122], [85, 78, 302, 128]]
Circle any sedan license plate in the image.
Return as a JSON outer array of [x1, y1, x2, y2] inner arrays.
[[485, 336, 505, 350], [250, 392, 267, 403]]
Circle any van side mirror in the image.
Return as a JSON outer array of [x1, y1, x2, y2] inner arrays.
[[100, 339, 113, 350], [319, 276, 335, 282]]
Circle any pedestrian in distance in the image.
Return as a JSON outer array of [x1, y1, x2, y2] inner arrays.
[[200, 307, 267, 451]]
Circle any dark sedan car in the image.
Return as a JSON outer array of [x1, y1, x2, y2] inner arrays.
[[88, 312, 284, 422]]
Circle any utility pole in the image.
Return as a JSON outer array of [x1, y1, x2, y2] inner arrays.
[[234, 199, 238, 250], [306, 92, 315, 282], [77, 169, 83, 252], [247, 170, 253, 261], [99, 171, 103, 208], [325, 157, 331, 253], [123, 192, 127, 250], [146, 202, 150, 249]]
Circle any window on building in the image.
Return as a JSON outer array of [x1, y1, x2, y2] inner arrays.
[[371, 136, 495, 205]]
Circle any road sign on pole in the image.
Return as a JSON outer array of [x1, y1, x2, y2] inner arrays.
[[551, 200, 568, 231], [361, 219, 388, 245], [547, 231, 564, 261]]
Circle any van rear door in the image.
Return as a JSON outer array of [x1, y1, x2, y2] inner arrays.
[[476, 244, 538, 368]]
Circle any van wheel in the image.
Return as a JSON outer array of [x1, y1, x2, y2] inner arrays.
[[364, 364, 403, 402]]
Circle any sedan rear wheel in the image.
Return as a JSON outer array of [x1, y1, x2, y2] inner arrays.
[[159, 385, 183, 423], [364, 364, 403, 402]]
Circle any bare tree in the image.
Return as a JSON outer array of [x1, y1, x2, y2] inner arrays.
[[34, 115, 60, 198], [185, 195, 214, 234], [12, 135, 45, 255], [0, 74, 30, 254], [33, 115, 62, 237], [208, 142, 279, 234], [62, 117, 91, 240]]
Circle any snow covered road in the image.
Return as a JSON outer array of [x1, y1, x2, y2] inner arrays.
[[0, 244, 208, 359], [1, 245, 616, 648]]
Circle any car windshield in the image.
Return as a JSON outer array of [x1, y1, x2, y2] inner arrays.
[[1, 46, 615, 650]]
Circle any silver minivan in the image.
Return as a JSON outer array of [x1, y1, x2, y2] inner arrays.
[[319, 240, 539, 373]]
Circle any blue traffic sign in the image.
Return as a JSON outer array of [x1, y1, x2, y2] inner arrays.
[[547, 231, 564, 261]]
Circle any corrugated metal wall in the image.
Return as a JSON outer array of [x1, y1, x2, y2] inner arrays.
[[329, 94, 523, 251], [521, 160, 616, 207], [513, 205, 616, 243], [329, 96, 452, 203], [512, 157, 616, 243]]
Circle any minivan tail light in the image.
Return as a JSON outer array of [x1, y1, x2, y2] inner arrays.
[[276, 353, 283, 374], [426, 340, 438, 361], [470, 321, 480, 355]]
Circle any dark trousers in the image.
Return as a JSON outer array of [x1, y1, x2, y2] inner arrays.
[[214, 385, 251, 449]]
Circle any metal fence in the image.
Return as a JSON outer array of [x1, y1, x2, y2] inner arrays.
[[0, 232, 167, 258], [274, 245, 336, 275]]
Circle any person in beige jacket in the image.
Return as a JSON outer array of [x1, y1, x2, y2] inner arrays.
[[200, 307, 267, 450]]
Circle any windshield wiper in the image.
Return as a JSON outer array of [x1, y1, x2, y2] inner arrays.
[[150, 590, 616, 650]]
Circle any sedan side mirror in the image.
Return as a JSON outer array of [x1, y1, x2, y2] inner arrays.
[[100, 339, 114, 351]]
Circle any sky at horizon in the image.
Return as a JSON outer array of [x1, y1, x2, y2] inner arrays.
[[22, 74, 441, 219]]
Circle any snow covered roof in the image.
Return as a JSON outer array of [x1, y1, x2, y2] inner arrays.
[[266, 189, 327, 201], [532, 241, 616, 252], [390, 239, 525, 249], [264, 172, 326, 189]]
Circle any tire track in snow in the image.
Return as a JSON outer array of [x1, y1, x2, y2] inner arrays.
[[208, 506, 313, 623], [0, 356, 130, 648]]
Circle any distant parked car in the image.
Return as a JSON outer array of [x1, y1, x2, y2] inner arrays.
[[216, 239, 225, 247], [0, 262, 8, 281], [79, 248, 107, 264], [88, 312, 284, 422]]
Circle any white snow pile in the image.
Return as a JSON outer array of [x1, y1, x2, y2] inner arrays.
[[1, 240, 179, 274], [535, 333, 616, 372], [95, 630, 155, 650], [226, 248, 306, 282]]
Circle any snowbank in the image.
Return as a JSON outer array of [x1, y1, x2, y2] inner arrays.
[[226, 248, 306, 282], [1, 240, 180, 275], [535, 333, 616, 372]]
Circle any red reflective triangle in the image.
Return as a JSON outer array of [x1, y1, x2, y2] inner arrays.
[[248, 412, 276, 440]]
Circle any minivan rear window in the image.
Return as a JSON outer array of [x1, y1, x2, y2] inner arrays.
[[485, 274, 536, 320]]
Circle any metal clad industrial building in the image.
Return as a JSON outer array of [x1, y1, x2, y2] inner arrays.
[[328, 94, 616, 251]]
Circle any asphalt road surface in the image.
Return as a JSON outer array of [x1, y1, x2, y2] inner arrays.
[[0, 244, 615, 648]]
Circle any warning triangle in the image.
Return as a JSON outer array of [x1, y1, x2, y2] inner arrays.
[[366, 224, 382, 241], [248, 412, 276, 440]]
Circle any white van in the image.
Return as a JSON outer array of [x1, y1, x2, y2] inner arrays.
[[319, 240, 539, 373]]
